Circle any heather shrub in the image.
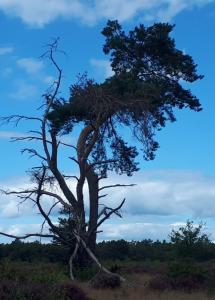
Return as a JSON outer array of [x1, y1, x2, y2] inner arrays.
[[59, 283, 91, 300], [148, 275, 170, 291], [90, 271, 121, 289], [167, 260, 207, 291], [0, 280, 91, 300], [168, 260, 207, 281], [0, 260, 67, 284], [149, 260, 208, 292]]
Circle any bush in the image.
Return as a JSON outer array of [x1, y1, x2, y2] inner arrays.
[[90, 271, 121, 289], [0, 260, 68, 284], [0, 280, 91, 300], [59, 283, 91, 300], [167, 260, 208, 291], [149, 260, 208, 292], [148, 276, 170, 291]]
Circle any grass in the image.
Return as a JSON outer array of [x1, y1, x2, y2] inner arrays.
[[0, 259, 215, 299], [81, 273, 215, 300]]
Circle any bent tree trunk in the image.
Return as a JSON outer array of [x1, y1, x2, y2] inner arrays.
[[68, 168, 99, 279], [86, 168, 99, 253]]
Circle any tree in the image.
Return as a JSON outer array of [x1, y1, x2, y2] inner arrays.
[[169, 220, 210, 259], [0, 20, 202, 280]]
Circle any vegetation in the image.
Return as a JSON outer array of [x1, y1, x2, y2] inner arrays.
[[0, 221, 214, 298]]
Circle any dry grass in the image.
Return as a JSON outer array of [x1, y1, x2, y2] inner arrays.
[[79, 273, 215, 300]]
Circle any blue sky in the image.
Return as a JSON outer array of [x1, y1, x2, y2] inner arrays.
[[0, 0, 215, 242]]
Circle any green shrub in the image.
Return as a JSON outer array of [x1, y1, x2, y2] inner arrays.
[[0, 260, 68, 284], [167, 260, 207, 291]]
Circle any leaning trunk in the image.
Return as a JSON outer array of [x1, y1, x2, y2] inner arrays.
[[86, 168, 99, 253]]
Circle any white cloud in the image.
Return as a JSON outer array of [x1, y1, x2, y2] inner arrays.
[[43, 75, 55, 84], [0, 176, 67, 219], [10, 80, 38, 100], [0, 131, 28, 140], [0, 47, 13, 55], [99, 222, 171, 241], [99, 221, 214, 241], [1, 170, 215, 222], [1, 169, 215, 241], [99, 170, 215, 219], [17, 58, 44, 75], [0, 223, 52, 242], [90, 59, 114, 78], [0, 0, 213, 27]]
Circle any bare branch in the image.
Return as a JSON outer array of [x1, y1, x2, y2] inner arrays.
[[0, 115, 42, 126], [98, 194, 108, 199], [59, 141, 77, 150], [69, 242, 80, 280], [11, 136, 52, 145], [73, 231, 125, 282], [88, 198, 126, 237], [0, 232, 55, 240], [69, 156, 79, 165], [99, 183, 136, 192], [40, 200, 60, 235], [21, 148, 47, 161], [40, 190, 71, 210], [0, 189, 36, 196]]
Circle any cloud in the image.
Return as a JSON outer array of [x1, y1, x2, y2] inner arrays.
[[99, 170, 215, 219], [0, 0, 213, 27], [10, 80, 38, 100], [90, 59, 114, 78], [0, 131, 28, 140], [1, 170, 215, 241], [0, 223, 52, 242], [0, 220, 212, 242], [17, 58, 44, 75], [1, 170, 215, 220], [100, 222, 174, 241], [99, 220, 214, 241], [43, 75, 55, 84], [0, 176, 67, 219], [0, 47, 13, 55]]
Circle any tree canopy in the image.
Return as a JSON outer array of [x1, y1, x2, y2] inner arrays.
[[48, 20, 202, 178]]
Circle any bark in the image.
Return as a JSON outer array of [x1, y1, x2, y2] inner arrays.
[[86, 168, 99, 252], [69, 242, 79, 280]]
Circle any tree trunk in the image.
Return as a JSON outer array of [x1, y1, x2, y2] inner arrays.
[[86, 168, 99, 253]]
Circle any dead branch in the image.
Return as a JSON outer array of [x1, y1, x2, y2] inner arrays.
[[73, 231, 126, 282], [69, 242, 80, 280], [88, 198, 126, 237], [21, 148, 47, 161], [98, 194, 108, 199], [0, 232, 55, 240], [11, 136, 52, 144], [99, 183, 136, 191], [40, 200, 60, 234], [59, 141, 77, 150], [0, 115, 42, 126]]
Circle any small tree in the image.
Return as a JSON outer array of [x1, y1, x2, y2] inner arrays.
[[169, 220, 210, 259], [0, 20, 202, 280]]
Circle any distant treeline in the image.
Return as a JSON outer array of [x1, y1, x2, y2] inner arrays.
[[0, 239, 215, 263]]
